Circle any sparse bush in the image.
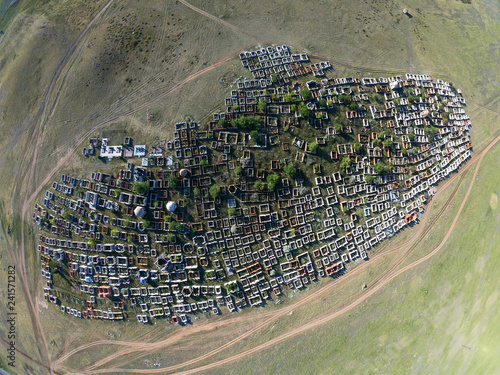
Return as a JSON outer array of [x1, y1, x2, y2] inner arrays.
[[284, 164, 298, 178], [209, 184, 220, 197], [301, 87, 312, 100], [133, 181, 149, 195], [254, 180, 265, 191], [266, 174, 280, 190], [308, 142, 318, 153]]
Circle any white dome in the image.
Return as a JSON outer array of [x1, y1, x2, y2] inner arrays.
[[166, 201, 177, 212], [179, 169, 188, 177], [134, 206, 146, 218]]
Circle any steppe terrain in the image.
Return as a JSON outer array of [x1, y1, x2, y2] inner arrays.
[[0, 0, 498, 374]]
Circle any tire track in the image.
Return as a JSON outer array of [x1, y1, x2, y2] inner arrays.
[[178, 0, 259, 42]]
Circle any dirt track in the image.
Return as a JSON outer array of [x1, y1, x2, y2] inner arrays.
[[178, 0, 259, 42]]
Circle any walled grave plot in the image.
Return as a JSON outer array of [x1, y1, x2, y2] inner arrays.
[[34, 45, 472, 324]]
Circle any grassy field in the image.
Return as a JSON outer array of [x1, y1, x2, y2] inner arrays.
[[0, 0, 498, 373]]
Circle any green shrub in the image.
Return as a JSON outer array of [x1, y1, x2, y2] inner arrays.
[[301, 87, 312, 99], [266, 174, 280, 190], [218, 118, 228, 128], [298, 102, 311, 118], [257, 98, 267, 112], [254, 180, 265, 191], [308, 142, 318, 153], [284, 164, 298, 178], [340, 157, 351, 172], [169, 174, 179, 188], [365, 175, 375, 183], [209, 184, 221, 197], [250, 130, 260, 144], [133, 181, 149, 195]]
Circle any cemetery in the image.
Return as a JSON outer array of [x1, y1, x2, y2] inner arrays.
[[33, 45, 472, 325]]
